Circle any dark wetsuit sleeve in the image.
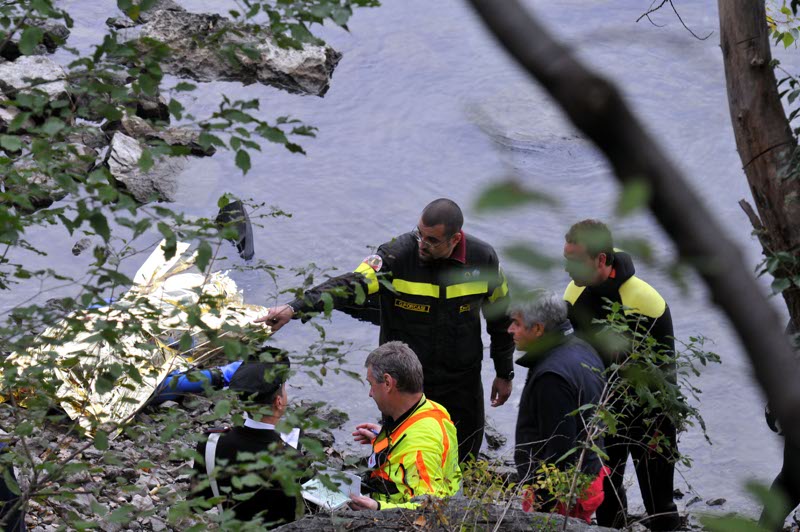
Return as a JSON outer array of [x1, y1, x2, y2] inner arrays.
[[482, 252, 515, 377], [646, 304, 676, 382], [288, 249, 391, 318]]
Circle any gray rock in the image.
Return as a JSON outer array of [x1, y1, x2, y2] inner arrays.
[[65, 127, 109, 150], [137, 10, 341, 96], [304, 428, 335, 449], [0, 56, 68, 100], [4, 144, 95, 210], [0, 21, 70, 61], [706, 497, 726, 507], [107, 115, 214, 156], [135, 92, 170, 122], [107, 0, 185, 28], [484, 422, 507, 451], [0, 106, 33, 133], [296, 400, 349, 430], [147, 517, 167, 532], [72, 238, 93, 256], [106, 131, 183, 203], [130, 494, 154, 512]]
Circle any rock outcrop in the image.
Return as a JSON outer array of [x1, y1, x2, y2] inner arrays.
[[105, 132, 184, 203], [0, 21, 70, 61], [137, 10, 341, 96], [105, 115, 215, 157], [0, 56, 69, 100]]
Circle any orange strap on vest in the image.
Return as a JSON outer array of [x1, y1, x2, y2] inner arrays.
[[372, 406, 449, 454]]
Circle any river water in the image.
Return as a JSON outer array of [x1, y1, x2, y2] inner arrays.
[[4, 0, 797, 522]]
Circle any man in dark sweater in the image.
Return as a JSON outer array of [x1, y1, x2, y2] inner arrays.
[[508, 289, 607, 523], [563, 219, 680, 531], [191, 361, 303, 527]]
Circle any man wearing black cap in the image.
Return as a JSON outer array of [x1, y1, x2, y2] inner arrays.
[[191, 361, 302, 527]]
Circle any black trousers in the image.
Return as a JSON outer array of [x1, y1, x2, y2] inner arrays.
[[759, 438, 800, 531], [596, 411, 680, 531], [426, 373, 484, 463]]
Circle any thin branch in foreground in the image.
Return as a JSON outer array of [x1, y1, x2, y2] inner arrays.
[[636, 0, 713, 40], [465, 0, 800, 449]]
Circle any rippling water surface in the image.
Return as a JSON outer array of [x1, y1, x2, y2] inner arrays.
[[5, 0, 798, 519]]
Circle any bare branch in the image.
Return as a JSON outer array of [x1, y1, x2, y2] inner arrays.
[[465, 0, 800, 448]]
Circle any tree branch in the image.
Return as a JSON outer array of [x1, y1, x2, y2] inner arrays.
[[465, 0, 800, 447]]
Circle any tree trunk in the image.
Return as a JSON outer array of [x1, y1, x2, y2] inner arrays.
[[718, 0, 800, 332], [464, 0, 800, 446]]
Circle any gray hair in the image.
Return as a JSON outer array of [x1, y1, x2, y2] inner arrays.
[[365, 341, 424, 394], [508, 289, 568, 332]]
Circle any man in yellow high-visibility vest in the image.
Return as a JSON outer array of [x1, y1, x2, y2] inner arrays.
[[348, 341, 462, 510]]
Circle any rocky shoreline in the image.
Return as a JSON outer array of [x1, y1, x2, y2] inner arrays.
[[1, 0, 340, 212]]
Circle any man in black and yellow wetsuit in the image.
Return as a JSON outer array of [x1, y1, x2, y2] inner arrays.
[[348, 341, 461, 510], [562, 219, 680, 531], [258, 199, 515, 462]]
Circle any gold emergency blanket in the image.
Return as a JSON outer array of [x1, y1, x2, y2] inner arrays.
[[8, 240, 269, 436]]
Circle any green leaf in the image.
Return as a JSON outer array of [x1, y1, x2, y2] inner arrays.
[[616, 179, 651, 216], [174, 82, 197, 92], [504, 244, 556, 270], [771, 277, 792, 294], [700, 515, 764, 532], [89, 212, 111, 241], [257, 125, 288, 144], [784, 31, 795, 48], [18, 26, 44, 55], [235, 149, 251, 174], [95, 430, 109, 450], [41, 117, 65, 136], [138, 148, 154, 173], [474, 181, 554, 212], [195, 240, 212, 272], [0, 135, 22, 152]]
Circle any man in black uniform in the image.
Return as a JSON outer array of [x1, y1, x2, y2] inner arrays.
[[191, 361, 303, 527], [562, 219, 680, 531], [258, 199, 515, 462]]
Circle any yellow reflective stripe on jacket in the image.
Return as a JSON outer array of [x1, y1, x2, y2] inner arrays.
[[445, 281, 488, 299], [488, 270, 509, 303], [392, 279, 440, 298], [563, 281, 585, 305], [354, 262, 379, 295], [618, 276, 666, 318]]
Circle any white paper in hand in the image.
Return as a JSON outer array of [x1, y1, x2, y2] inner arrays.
[[301, 471, 361, 511]]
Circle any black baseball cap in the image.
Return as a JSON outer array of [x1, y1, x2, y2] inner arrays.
[[228, 361, 290, 403]]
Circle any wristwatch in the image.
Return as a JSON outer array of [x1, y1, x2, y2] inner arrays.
[[499, 370, 515, 381]]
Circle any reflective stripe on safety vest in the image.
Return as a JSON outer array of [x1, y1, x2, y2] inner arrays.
[[371, 400, 454, 493], [392, 279, 440, 298], [354, 262, 380, 295], [445, 281, 488, 299]]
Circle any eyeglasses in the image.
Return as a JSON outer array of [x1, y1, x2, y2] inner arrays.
[[412, 226, 451, 249]]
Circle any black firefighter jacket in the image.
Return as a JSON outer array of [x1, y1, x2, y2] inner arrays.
[[288, 231, 515, 385]]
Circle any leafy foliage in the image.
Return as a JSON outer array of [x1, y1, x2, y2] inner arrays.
[[0, 0, 380, 527]]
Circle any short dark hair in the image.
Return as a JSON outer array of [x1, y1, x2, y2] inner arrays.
[[365, 341, 424, 394], [421, 198, 463, 237], [565, 219, 614, 258]]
